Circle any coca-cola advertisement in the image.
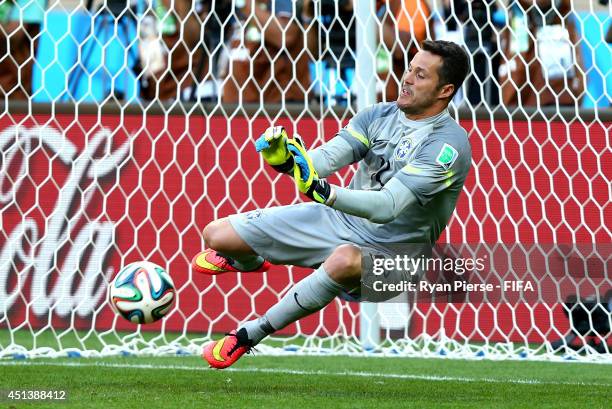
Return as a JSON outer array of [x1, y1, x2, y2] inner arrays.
[[0, 112, 608, 342]]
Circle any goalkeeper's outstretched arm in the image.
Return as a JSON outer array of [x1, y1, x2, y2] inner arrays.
[[310, 103, 375, 176], [255, 126, 359, 177], [291, 136, 466, 223], [331, 178, 417, 223], [288, 136, 418, 221], [256, 102, 372, 177], [308, 136, 357, 178]]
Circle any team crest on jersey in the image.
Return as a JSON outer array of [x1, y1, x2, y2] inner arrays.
[[436, 143, 459, 169], [394, 137, 413, 161]]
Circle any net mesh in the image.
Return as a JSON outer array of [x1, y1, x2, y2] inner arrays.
[[0, 0, 610, 362]]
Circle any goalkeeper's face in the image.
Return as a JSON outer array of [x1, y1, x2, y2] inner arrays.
[[397, 51, 446, 117]]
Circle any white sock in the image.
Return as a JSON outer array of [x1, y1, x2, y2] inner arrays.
[[241, 266, 346, 345]]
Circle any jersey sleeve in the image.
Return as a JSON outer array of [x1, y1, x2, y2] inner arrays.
[[310, 104, 378, 177], [394, 138, 467, 206], [332, 178, 417, 223], [309, 137, 356, 178], [336, 105, 376, 161]]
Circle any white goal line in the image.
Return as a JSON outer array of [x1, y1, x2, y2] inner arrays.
[[0, 360, 608, 387]]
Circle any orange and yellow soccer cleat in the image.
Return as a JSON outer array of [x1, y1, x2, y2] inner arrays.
[[191, 249, 271, 275], [203, 329, 253, 369]]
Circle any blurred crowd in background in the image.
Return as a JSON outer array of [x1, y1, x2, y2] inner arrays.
[[0, 0, 610, 109]]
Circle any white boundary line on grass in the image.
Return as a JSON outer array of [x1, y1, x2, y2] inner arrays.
[[0, 360, 610, 387]]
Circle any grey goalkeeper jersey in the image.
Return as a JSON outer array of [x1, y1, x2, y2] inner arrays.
[[311, 102, 471, 245]]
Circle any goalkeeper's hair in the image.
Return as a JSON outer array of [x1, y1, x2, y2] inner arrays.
[[421, 40, 470, 100]]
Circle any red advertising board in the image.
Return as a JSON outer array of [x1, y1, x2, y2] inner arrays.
[[0, 112, 609, 342]]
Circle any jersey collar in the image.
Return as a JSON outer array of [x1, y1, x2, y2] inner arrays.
[[399, 109, 450, 129]]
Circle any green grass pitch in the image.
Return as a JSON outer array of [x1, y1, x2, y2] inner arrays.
[[1, 354, 610, 408]]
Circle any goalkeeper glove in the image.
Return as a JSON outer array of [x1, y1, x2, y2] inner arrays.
[[254, 126, 294, 173], [286, 136, 336, 206]]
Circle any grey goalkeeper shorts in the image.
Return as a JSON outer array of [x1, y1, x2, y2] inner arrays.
[[229, 203, 417, 302], [229, 203, 367, 268]]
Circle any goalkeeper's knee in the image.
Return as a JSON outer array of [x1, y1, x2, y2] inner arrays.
[[254, 126, 294, 173]]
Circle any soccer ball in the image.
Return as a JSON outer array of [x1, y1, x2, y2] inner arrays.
[[109, 261, 176, 324]]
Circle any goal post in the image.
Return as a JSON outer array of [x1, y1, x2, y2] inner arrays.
[[355, 0, 381, 351]]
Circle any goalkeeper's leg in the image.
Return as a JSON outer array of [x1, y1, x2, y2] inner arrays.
[[195, 201, 353, 275], [203, 244, 362, 368], [192, 219, 271, 275], [242, 244, 361, 342]]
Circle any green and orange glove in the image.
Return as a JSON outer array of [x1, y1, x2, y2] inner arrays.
[[286, 136, 336, 206], [254, 126, 294, 174]]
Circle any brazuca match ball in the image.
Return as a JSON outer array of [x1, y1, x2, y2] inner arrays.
[[109, 261, 176, 324]]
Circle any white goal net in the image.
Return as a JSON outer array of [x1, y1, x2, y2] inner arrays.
[[0, 0, 610, 362]]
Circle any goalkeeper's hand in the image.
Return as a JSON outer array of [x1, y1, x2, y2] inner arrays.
[[254, 126, 294, 173], [286, 136, 336, 206]]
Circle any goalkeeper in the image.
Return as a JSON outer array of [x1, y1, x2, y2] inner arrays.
[[193, 40, 471, 369]]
